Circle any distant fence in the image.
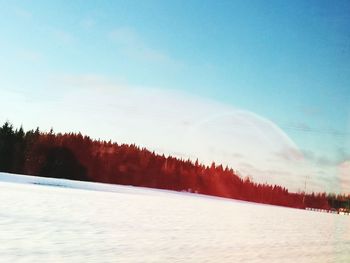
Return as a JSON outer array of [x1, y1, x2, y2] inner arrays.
[[305, 207, 349, 215]]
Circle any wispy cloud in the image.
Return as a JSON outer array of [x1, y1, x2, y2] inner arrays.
[[303, 150, 337, 167], [17, 50, 43, 62], [54, 74, 126, 91], [336, 147, 350, 163], [80, 18, 96, 29], [14, 7, 32, 19], [109, 27, 176, 64], [277, 147, 304, 162], [53, 30, 76, 45], [300, 106, 321, 117], [338, 160, 350, 190]]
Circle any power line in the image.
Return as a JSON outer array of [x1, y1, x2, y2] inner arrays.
[[279, 125, 350, 137]]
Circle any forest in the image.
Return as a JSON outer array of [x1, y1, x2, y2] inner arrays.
[[0, 121, 348, 210]]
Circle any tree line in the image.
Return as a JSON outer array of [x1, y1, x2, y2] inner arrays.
[[0, 121, 348, 210]]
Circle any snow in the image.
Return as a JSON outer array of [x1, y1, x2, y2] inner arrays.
[[0, 172, 349, 262]]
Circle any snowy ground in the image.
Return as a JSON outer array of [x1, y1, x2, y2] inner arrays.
[[0, 172, 349, 262]]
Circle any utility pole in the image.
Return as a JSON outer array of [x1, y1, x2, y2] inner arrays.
[[303, 175, 309, 206]]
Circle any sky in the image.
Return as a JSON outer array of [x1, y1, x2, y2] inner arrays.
[[0, 0, 349, 193]]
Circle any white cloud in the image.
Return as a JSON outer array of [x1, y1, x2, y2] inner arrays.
[[0, 75, 341, 193], [338, 161, 350, 191]]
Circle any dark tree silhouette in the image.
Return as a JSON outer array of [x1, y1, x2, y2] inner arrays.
[[39, 147, 87, 181], [0, 122, 15, 172], [0, 121, 348, 210]]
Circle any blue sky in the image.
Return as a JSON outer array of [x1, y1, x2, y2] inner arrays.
[[0, 0, 349, 192]]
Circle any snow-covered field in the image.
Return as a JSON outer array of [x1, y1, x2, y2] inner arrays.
[[0, 173, 349, 262]]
